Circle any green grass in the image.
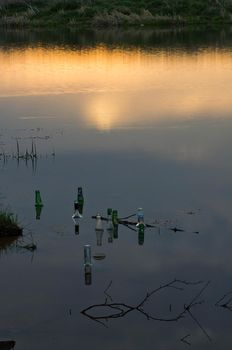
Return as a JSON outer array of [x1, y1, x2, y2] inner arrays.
[[0, 0, 232, 27], [0, 210, 22, 237]]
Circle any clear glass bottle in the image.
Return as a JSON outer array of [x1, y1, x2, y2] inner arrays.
[[95, 214, 103, 231], [137, 207, 144, 226]]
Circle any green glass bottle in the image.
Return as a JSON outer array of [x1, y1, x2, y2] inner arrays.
[[77, 187, 84, 206]]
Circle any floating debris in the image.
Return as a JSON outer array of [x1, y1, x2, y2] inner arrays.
[[18, 242, 37, 252], [169, 227, 185, 233], [93, 253, 106, 260]]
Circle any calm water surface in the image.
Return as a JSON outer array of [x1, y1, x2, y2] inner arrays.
[[1, 28, 232, 349]]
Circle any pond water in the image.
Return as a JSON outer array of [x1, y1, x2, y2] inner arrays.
[[0, 28, 232, 349]]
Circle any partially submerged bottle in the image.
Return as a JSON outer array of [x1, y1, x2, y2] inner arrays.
[[74, 200, 83, 215], [72, 209, 82, 220], [95, 214, 104, 246], [95, 214, 103, 231], [77, 187, 84, 206]]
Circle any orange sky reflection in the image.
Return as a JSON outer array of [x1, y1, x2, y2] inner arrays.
[[1, 46, 232, 130]]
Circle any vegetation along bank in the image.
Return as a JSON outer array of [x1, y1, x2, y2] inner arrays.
[[0, 0, 232, 27]]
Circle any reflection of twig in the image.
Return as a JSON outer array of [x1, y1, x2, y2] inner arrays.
[[119, 219, 156, 228], [81, 279, 211, 341], [180, 334, 191, 346], [215, 291, 232, 311], [120, 222, 137, 232], [104, 280, 113, 303], [119, 213, 136, 220], [92, 216, 156, 228], [187, 308, 211, 342], [16, 233, 37, 253], [169, 227, 185, 233]]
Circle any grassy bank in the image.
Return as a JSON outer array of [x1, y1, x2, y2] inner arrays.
[[0, 210, 22, 237], [0, 0, 232, 28]]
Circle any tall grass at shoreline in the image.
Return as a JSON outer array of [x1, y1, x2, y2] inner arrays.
[[0, 210, 22, 237], [0, 0, 232, 27]]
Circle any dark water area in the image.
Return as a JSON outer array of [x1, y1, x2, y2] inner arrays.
[[1, 28, 232, 349]]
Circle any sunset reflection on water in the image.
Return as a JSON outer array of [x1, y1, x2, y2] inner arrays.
[[1, 46, 232, 131]]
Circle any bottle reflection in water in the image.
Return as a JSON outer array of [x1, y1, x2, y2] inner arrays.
[[95, 214, 104, 246], [112, 210, 118, 226], [72, 213, 81, 234], [72, 201, 83, 235], [84, 245, 91, 266], [84, 245, 92, 285], [96, 229, 104, 246], [138, 223, 145, 245], [84, 264, 92, 285], [35, 205, 43, 220], [107, 208, 112, 220], [113, 225, 118, 239], [74, 201, 83, 216], [107, 226, 114, 243], [75, 224, 79, 235], [107, 209, 114, 241]]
